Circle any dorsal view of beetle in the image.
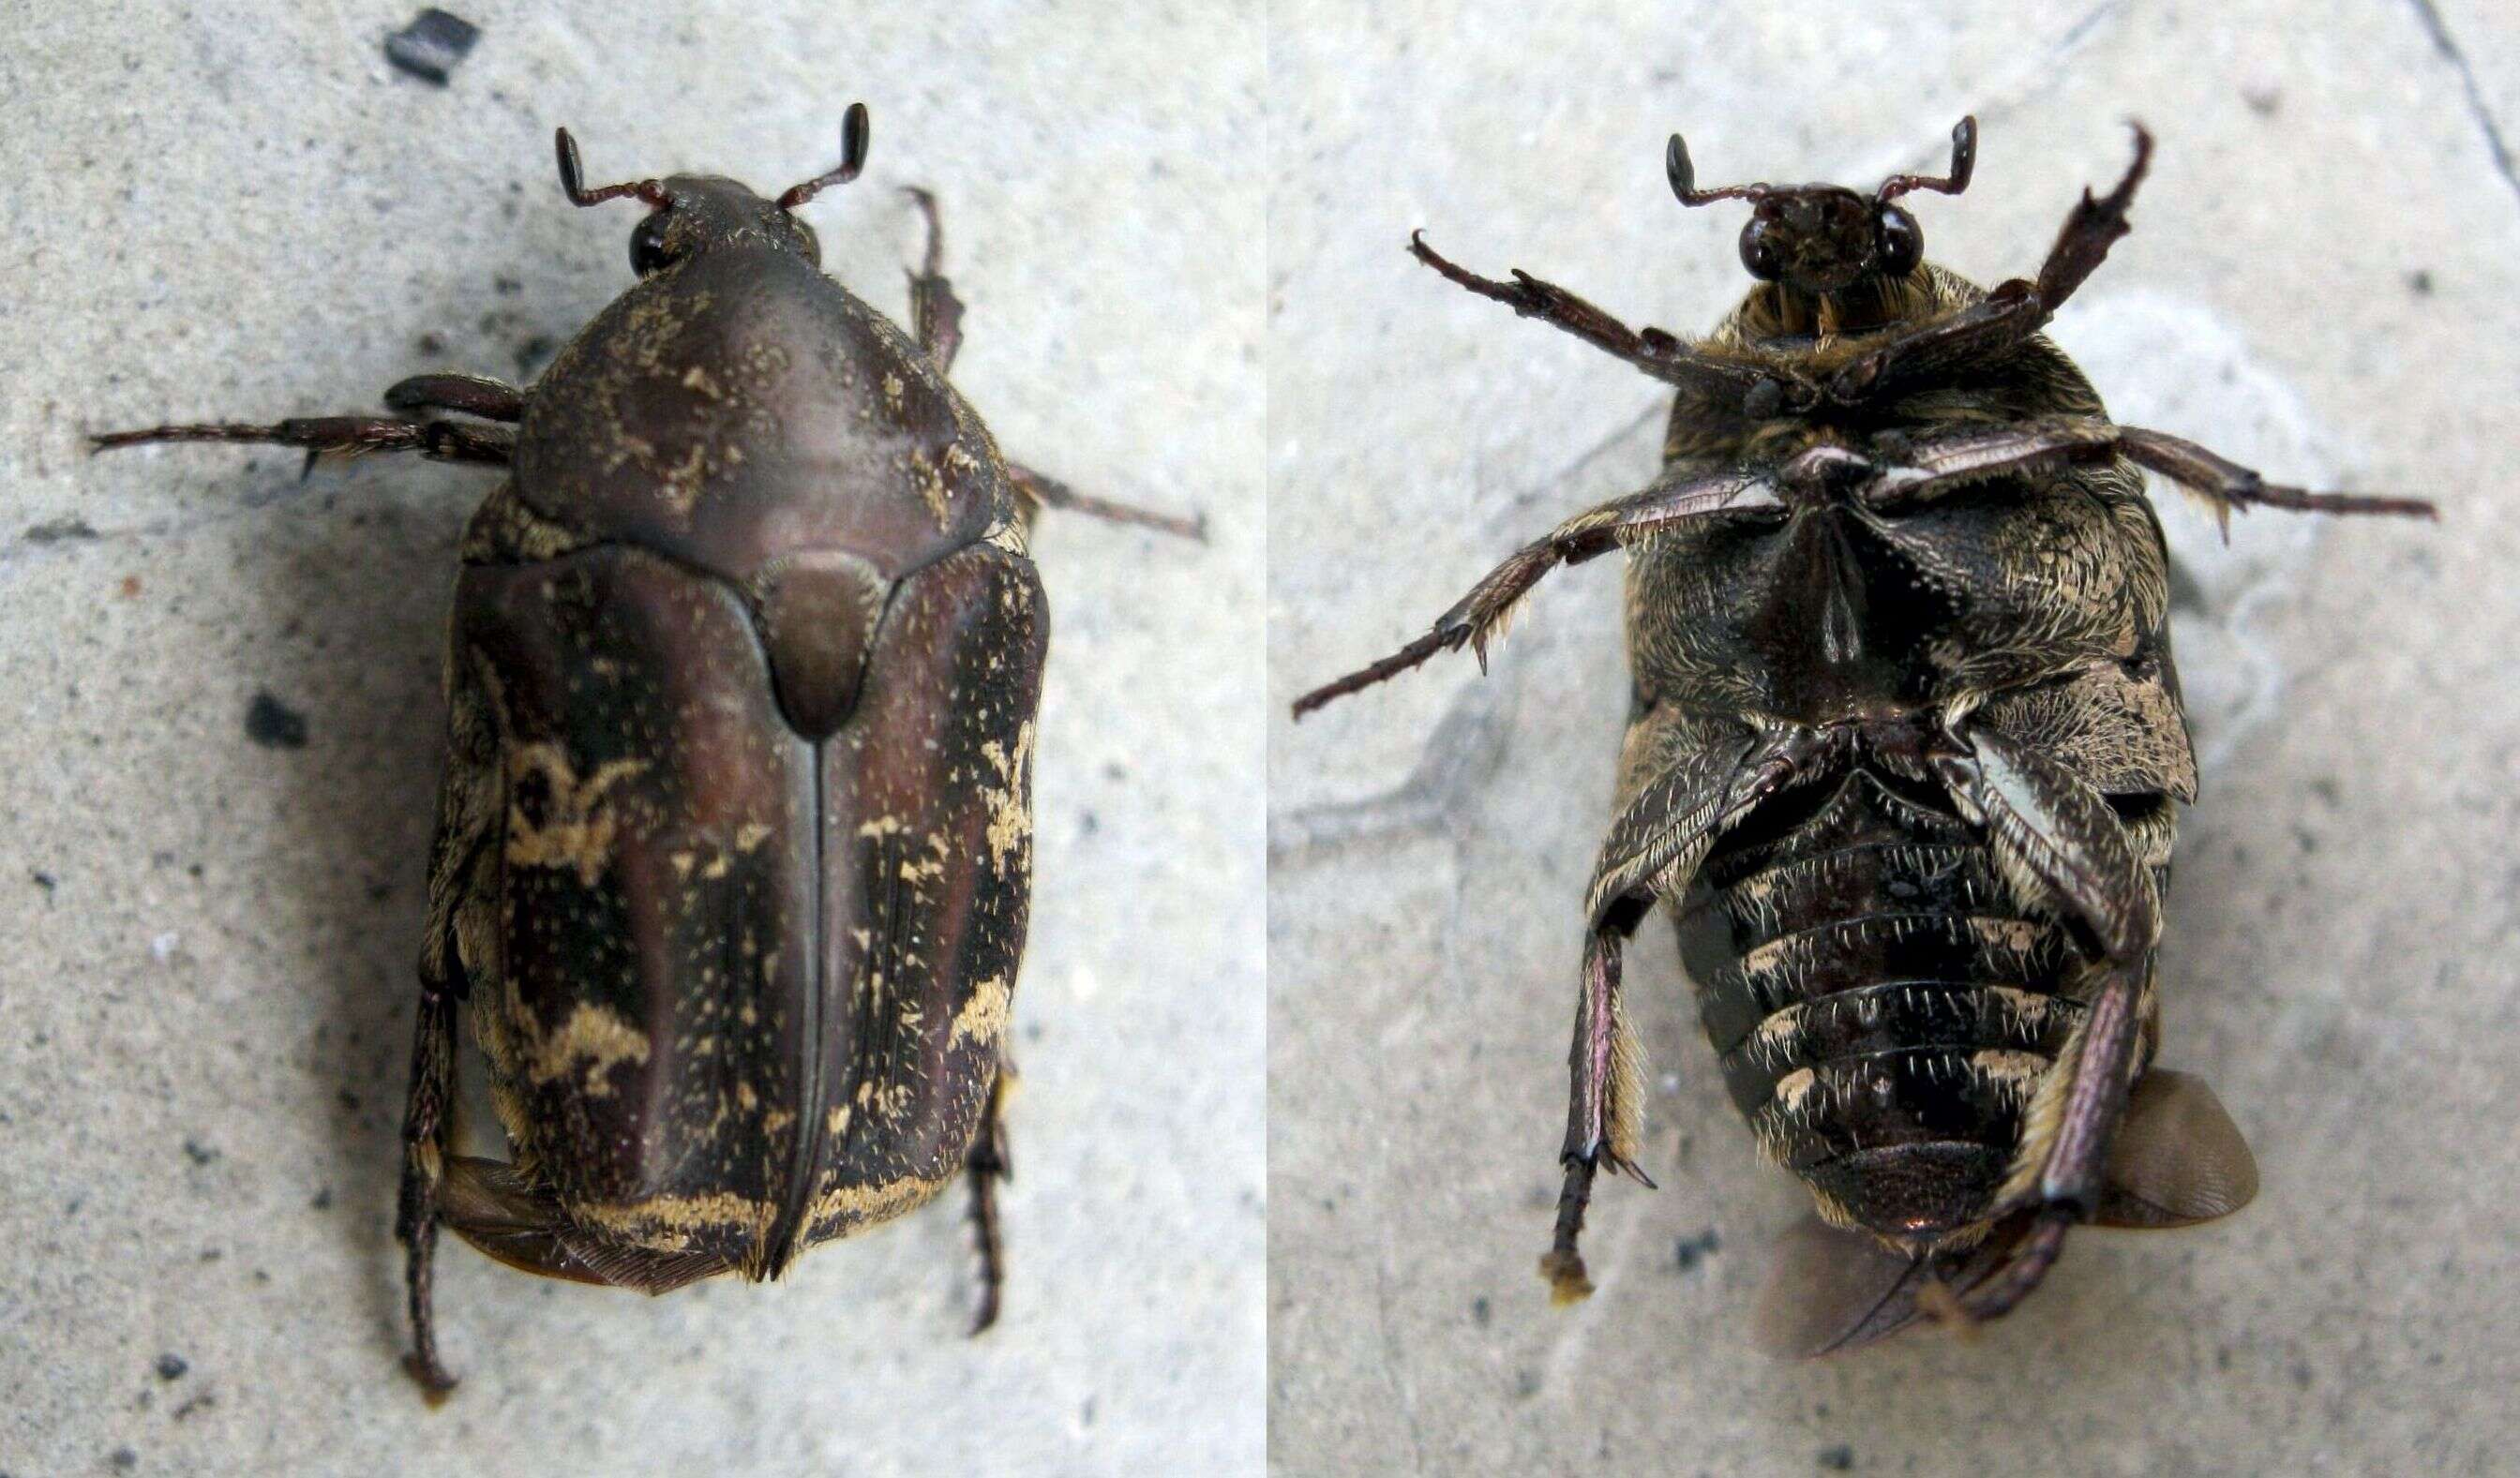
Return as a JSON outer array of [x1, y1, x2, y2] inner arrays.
[[94, 103, 1200, 1400], [1294, 117, 2433, 1352]]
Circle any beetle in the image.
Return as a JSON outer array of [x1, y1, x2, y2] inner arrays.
[[94, 104, 1198, 1397], [1294, 117, 2432, 1351]]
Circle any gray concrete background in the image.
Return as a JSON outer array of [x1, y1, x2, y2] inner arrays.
[[1269, 1, 2516, 1474], [1, 4, 1261, 1474]]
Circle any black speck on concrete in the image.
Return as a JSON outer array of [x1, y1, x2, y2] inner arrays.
[[111, 1449, 138, 1472], [2408, 269, 2436, 296], [383, 9, 480, 86], [182, 1139, 218, 1167], [244, 691, 309, 750], [1470, 1296, 1492, 1326], [155, 1353, 188, 1381], [30, 871, 56, 895], [1819, 1445, 1854, 1471], [1674, 1228, 1721, 1273]]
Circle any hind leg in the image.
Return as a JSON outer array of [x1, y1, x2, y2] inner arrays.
[[963, 1063, 1014, 1335], [394, 976, 463, 1403]]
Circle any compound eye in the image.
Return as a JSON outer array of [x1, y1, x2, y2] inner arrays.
[[1875, 205, 1922, 277], [1738, 217, 1782, 281], [629, 211, 675, 276]]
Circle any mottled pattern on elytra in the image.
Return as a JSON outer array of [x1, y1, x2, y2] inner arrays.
[[421, 225, 1047, 1285]]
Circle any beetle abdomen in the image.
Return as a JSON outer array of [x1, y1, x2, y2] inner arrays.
[[1675, 764, 2091, 1240]]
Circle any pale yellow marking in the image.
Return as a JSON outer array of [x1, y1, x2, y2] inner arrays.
[[951, 973, 1012, 1051], [523, 1002, 652, 1097], [825, 1104, 852, 1137], [736, 822, 773, 851], [909, 447, 954, 530], [807, 1172, 952, 1233], [503, 745, 648, 888], [980, 722, 1036, 872], [857, 815, 907, 839], [1774, 1066, 1820, 1118], [575, 1190, 776, 1248], [1972, 1049, 2049, 1083], [1969, 917, 2043, 953], [1749, 1006, 1806, 1064], [880, 372, 906, 410], [657, 440, 711, 515], [735, 1082, 758, 1112]]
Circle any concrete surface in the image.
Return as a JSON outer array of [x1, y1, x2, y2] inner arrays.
[[1269, 2, 2516, 1474], [1, 5, 1261, 1474]]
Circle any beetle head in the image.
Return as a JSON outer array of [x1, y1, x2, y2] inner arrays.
[[553, 103, 873, 276], [1670, 116, 1974, 309]]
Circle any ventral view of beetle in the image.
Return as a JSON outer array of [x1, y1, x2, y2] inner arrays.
[[95, 103, 1198, 1399], [1295, 117, 2432, 1352]]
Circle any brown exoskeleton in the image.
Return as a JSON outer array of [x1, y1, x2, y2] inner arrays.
[[1296, 118, 2432, 1351], [95, 105, 1197, 1398]]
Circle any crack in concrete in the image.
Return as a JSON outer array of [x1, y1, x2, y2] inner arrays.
[[2407, 0, 2520, 217]]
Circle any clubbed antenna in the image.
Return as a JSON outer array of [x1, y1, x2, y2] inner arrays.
[[1878, 116, 1978, 202], [778, 102, 873, 210], [553, 127, 670, 210], [1666, 132, 1775, 209]]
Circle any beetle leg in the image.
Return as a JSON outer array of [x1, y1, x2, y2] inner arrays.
[[1545, 723, 1833, 1302], [2114, 426, 2438, 531], [1005, 463, 1208, 541], [1856, 418, 2437, 527], [1542, 928, 1647, 1304], [1291, 464, 1774, 717], [1828, 125, 2154, 405], [91, 414, 513, 477], [1928, 724, 2159, 1321], [963, 1064, 1014, 1335], [384, 373, 526, 423], [394, 975, 462, 1404], [900, 186, 968, 375], [1408, 231, 1817, 415]]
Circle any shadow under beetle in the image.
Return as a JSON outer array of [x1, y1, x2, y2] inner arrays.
[[97, 104, 1198, 1398], [1297, 117, 2431, 1352]]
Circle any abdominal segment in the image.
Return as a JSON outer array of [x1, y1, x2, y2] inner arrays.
[[1675, 766, 2092, 1240]]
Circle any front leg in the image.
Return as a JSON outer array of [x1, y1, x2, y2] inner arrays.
[[92, 411, 512, 476], [902, 187, 967, 374], [899, 190, 1203, 542], [1410, 232, 1816, 415], [1829, 125, 2154, 405], [1291, 463, 1778, 717]]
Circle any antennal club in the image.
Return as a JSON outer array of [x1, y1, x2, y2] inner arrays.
[[552, 127, 669, 209], [1878, 115, 1978, 202], [778, 102, 873, 211], [1666, 132, 1774, 209]]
